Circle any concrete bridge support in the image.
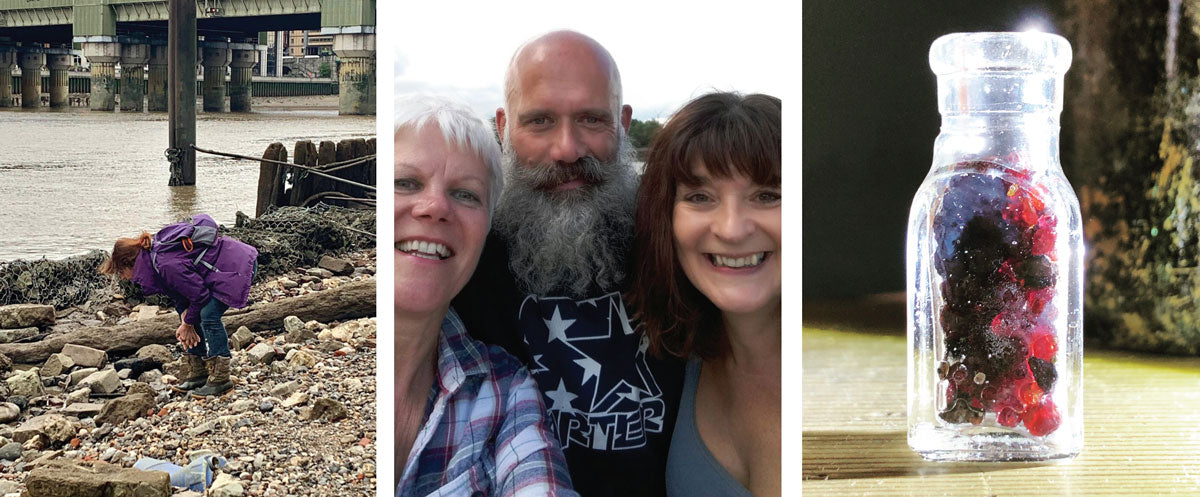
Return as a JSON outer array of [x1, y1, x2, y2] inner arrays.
[[201, 42, 230, 112], [333, 33, 375, 116], [147, 43, 169, 112], [120, 42, 149, 112], [18, 51, 44, 108], [229, 44, 256, 112], [0, 49, 14, 108], [84, 42, 121, 111], [47, 53, 72, 108]]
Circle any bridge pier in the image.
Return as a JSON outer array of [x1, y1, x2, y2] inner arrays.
[[84, 41, 121, 111], [120, 41, 149, 112], [229, 43, 256, 112], [147, 42, 169, 112], [18, 50, 44, 109], [47, 52, 72, 108], [333, 33, 375, 116], [201, 41, 230, 113], [0, 48, 14, 108]]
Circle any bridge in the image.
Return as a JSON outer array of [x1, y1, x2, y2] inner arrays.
[[0, 0, 374, 115]]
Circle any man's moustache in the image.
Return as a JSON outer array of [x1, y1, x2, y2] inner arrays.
[[520, 158, 608, 191]]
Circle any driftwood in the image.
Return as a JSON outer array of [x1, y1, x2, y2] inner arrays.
[[0, 278, 375, 364]]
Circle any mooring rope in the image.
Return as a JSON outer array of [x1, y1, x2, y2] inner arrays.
[[191, 145, 377, 192]]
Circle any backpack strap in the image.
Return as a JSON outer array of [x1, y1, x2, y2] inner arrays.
[[194, 247, 220, 273]]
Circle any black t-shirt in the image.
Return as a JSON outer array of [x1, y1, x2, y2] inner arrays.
[[453, 232, 685, 497]]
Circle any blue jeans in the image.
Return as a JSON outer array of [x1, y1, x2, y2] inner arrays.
[[185, 298, 231, 359], [176, 261, 255, 359]]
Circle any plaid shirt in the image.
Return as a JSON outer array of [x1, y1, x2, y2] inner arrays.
[[398, 308, 578, 497]]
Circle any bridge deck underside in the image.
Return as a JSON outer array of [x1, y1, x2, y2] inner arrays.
[[0, 13, 319, 44]]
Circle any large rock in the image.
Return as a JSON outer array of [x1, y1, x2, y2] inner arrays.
[[230, 326, 254, 350], [7, 368, 43, 398], [95, 393, 155, 426], [40, 353, 75, 378], [0, 441, 21, 461], [303, 398, 348, 422], [210, 473, 245, 497], [288, 349, 317, 369], [0, 304, 55, 329], [79, 369, 121, 394], [0, 327, 38, 344], [134, 305, 160, 322], [60, 344, 106, 368], [270, 380, 301, 399], [0, 402, 20, 423], [135, 344, 172, 365], [25, 459, 170, 497], [283, 316, 314, 343], [247, 343, 275, 364], [126, 382, 154, 397], [317, 256, 353, 275], [60, 403, 103, 418], [280, 391, 309, 408], [68, 368, 98, 386], [13, 414, 75, 444], [66, 387, 90, 404]]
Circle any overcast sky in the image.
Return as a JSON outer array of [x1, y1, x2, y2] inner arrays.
[[390, 1, 790, 122]]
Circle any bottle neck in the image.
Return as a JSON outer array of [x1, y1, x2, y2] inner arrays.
[[933, 113, 1061, 175]]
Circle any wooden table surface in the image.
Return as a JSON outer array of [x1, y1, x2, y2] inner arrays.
[[802, 295, 1200, 496]]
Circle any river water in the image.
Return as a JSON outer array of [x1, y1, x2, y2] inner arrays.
[[0, 102, 375, 261]]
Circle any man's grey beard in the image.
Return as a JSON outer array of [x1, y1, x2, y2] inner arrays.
[[493, 133, 639, 299]]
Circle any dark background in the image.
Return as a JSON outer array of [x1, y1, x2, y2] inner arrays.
[[802, 0, 1067, 298]]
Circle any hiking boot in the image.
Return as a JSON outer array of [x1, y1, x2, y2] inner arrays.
[[190, 356, 233, 398], [170, 355, 208, 393]]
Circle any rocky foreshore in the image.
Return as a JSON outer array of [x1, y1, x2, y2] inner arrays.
[[0, 251, 377, 496]]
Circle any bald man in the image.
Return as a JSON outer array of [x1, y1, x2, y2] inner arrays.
[[453, 31, 685, 497]]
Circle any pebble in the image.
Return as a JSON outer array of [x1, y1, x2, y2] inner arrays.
[[0, 442, 21, 461], [259, 401, 274, 413]]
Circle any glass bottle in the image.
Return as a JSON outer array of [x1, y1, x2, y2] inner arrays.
[[906, 32, 1083, 461]]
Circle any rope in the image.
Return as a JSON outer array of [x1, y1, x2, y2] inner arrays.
[[191, 145, 376, 192]]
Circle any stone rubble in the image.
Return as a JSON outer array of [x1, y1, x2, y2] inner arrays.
[[0, 251, 376, 496]]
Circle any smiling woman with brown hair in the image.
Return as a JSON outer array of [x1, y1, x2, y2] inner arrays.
[[628, 91, 782, 497]]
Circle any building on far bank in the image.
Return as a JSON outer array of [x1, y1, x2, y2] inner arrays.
[[288, 30, 334, 57]]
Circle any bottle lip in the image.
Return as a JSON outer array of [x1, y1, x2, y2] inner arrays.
[[930, 32, 1072, 76]]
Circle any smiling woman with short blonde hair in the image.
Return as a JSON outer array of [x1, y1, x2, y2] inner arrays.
[[393, 94, 576, 497]]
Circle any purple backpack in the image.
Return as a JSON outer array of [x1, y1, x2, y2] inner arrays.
[[150, 215, 221, 275]]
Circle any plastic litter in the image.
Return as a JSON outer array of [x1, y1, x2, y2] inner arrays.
[[133, 453, 226, 491]]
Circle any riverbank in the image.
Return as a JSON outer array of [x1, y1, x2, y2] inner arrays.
[[252, 95, 340, 110], [0, 249, 377, 496]]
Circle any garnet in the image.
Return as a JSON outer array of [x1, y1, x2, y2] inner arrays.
[[1022, 401, 1061, 436]]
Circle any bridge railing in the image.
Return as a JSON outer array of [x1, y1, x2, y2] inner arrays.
[[9, 74, 338, 98]]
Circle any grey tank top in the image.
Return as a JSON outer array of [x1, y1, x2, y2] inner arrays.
[[665, 356, 753, 497]]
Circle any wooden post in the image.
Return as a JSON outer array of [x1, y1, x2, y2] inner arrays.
[[256, 142, 286, 216], [309, 140, 337, 206], [168, 0, 197, 186], [289, 140, 318, 207], [366, 137, 377, 197], [272, 146, 289, 209]]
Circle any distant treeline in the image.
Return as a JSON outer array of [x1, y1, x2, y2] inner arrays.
[[486, 117, 663, 149]]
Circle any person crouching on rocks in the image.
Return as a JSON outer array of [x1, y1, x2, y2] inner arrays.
[[99, 214, 258, 398]]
